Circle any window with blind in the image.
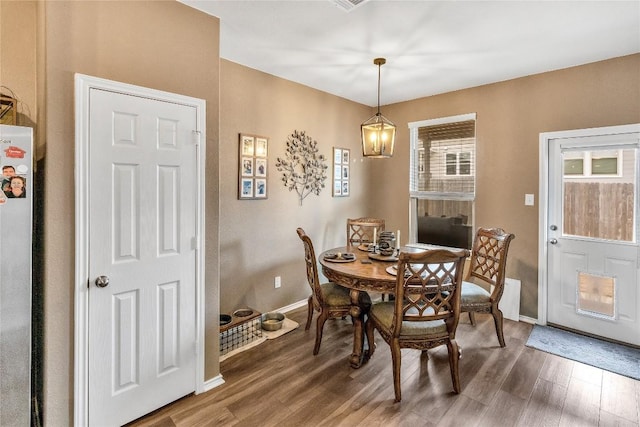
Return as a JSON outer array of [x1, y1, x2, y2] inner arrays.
[[408, 113, 476, 249]]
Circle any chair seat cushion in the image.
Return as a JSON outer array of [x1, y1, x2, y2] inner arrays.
[[461, 281, 491, 304], [321, 282, 372, 308], [370, 302, 446, 336]]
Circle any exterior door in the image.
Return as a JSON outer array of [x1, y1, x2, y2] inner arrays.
[[86, 87, 199, 425], [547, 128, 640, 346]]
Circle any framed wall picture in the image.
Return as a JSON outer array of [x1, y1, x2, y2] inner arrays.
[[255, 137, 268, 157], [238, 133, 268, 199], [255, 178, 267, 198], [333, 180, 342, 196], [333, 147, 350, 197]]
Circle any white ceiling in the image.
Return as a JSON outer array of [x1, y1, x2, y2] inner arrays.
[[180, 0, 640, 107]]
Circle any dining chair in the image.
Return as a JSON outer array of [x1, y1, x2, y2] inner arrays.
[[347, 217, 388, 300], [365, 248, 469, 402], [346, 217, 385, 246], [461, 227, 515, 347], [296, 227, 372, 355]]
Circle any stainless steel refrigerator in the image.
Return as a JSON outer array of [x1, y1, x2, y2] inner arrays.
[[0, 124, 33, 426]]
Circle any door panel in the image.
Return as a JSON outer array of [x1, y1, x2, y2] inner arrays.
[[87, 88, 197, 425], [113, 290, 139, 392], [547, 131, 640, 346]]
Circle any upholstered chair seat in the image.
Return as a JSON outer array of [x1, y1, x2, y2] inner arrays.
[[460, 227, 515, 347], [369, 302, 448, 336], [320, 282, 351, 305], [297, 227, 371, 355], [460, 280, 491, 305]]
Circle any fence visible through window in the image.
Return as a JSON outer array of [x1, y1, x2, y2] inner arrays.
[[563, 148, 636, 242]]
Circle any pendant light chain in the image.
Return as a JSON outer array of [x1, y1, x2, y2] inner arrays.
[[377, 61, 381, 116]]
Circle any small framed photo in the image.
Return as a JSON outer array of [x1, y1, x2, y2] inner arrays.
[[255, 137, 268, 157], [255, 178, 267, 198], [240, 178, 253, 198], [241, 157, 253, 176], [241, 135, 254, 156], [342, 149, 350, 164], [333, 180, 342, 196], [333, 147, 350, 197], [255, 158, 267, 177], [334, 164, 342, 180], [239, 133, 269, 200], [334, 149, 342, 164]]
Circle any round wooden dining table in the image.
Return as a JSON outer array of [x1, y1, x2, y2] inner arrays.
[[318, 244, 427, 368]]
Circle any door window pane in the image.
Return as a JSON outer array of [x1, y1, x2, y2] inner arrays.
[[564, 159, 584, 175], [563, 148, 636, 242], [591, 157, 617, 175]]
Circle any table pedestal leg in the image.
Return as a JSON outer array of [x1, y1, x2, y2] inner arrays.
[[349, 289, 366, 368]]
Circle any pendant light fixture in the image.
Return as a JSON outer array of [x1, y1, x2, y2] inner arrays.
[[361, 57, 396, 158]]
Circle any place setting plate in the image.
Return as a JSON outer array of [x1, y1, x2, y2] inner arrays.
[[323, 252, 357, 263], [385, 264, 421, 277], [385, 265, 401, 276], [357, 244, 374, 252]]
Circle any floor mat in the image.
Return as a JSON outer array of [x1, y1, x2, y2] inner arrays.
[[526, 325, 640, 380]]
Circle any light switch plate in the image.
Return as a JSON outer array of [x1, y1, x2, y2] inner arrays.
[[525, 194, 535, 206]]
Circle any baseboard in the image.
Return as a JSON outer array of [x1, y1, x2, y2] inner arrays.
[[202, 374, 225, 393], [275, 299, 307, 314]]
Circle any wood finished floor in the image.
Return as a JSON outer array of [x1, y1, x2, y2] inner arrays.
[[129, 306, 640, 427]]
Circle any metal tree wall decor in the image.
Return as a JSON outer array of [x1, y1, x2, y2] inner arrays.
[[276, 130, 328, 206]]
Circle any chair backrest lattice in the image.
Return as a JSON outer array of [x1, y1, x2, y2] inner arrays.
[[467, 227, 515, 297], [392, 249, 469, 336], [347, 217, 385, 245]]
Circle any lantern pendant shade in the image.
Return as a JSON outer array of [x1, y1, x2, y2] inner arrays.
[[361, 113, 396, 158], [361, 57, 396, 158]]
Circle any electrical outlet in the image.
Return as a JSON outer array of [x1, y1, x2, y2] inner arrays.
[[274, 276, 281, 288]]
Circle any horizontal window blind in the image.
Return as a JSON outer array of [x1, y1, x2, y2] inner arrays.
[[410, 119, 476, 200]]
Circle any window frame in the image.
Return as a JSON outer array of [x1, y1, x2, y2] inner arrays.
[[408, 113, 476, 243]]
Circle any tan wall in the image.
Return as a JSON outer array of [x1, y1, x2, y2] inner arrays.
[[0, 0, 38, 132], [41, 1, 220, 425], [219, 60, 375, 314], [377, 53, 640, 318]]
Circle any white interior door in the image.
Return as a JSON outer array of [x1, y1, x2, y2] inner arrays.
[[547, 128, 640, 346], [86, 87, 199, 425]]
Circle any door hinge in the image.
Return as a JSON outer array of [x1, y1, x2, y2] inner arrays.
[[192, 130, 201, 146]]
